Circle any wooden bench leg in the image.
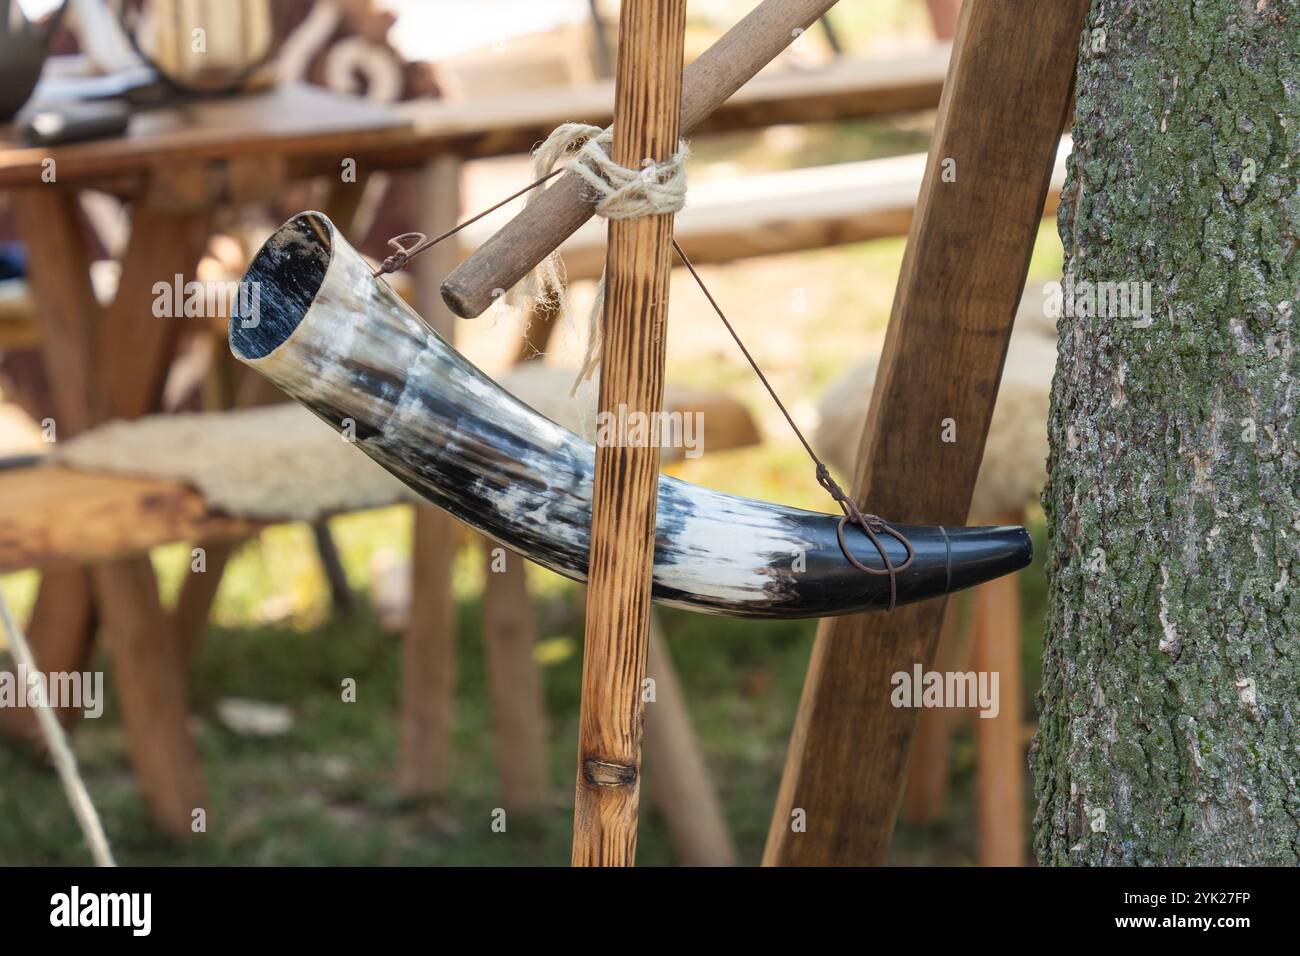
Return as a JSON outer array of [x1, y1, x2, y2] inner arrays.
[[398, 506, 458, 798], [93, 558, 206, 839], [0, 569, 96, 744], [174, 538, 240, 661], [643, 614, 736, 866], [902, 594, 965, 826], [480, 544, 547, 813], [970, 555, 1025, 866]]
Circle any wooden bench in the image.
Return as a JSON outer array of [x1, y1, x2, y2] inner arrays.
[[460, 139, 1071, 281]]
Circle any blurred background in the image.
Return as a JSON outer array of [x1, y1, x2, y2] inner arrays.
[[0, 0, 1064, 865]]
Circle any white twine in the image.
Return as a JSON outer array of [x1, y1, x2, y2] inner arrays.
[[0, 591, 116, 867], [504, 122, 689, 391]]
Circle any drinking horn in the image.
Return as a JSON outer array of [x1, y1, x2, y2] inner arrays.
[[230, 211, 1030, 619]]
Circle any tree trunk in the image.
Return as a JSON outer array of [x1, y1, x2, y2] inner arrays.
[[1034, 0, 1300, 865]]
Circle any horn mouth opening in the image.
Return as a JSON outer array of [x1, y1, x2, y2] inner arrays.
[[230, 211, 335, 360]]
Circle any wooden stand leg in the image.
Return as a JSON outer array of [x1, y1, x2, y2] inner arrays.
[[93, 559, 205, 839], [902, 595, 965, 825], [762, 0, 1087, 866], [480, 544, 547, 813], [571, 0, 687, 869], [970, 535, 1025, 866], [643, 614, 736, 866], [398, 506, 458, 798]]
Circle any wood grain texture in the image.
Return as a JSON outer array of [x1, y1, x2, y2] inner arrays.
[[762, 0, 1088, 866], [0, 466, 257, 574], [571, 0, 687, 867], [440, 0, 844, 319]]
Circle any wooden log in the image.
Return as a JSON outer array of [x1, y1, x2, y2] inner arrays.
[[439, 0, 844, 319], [569, 0, 688, 867], [643, 614, 736, 866], [231, 212, 1029, 618], [762, 0, 1088, 866], [480, 545, 548, 813], [971, 514, 1026, 865], [398, 154, 463, 799]]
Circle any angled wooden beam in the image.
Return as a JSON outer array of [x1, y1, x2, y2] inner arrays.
[[440, 0, 843, 319], [571, 0, 687, 867], [763, 0, 1089, 866]]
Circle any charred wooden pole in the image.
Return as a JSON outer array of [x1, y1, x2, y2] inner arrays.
[[571, 0, 688, 867]]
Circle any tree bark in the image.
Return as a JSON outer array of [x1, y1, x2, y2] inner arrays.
[[1035, 0, 1300, 865]]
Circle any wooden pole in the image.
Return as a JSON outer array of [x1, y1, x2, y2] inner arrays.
[[762, 0, 1088, 866], [571, 0, 687, 867], [440, 0, 841, 319]]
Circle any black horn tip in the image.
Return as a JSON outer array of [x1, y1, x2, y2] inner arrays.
[[230, 211, 336, 361], [944, 524, 1033, 594]]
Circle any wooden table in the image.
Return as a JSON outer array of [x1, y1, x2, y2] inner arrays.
[[0, 82, 413, 838]]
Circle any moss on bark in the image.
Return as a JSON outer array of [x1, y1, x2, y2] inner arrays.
[[1034, 0, 1300, 864]]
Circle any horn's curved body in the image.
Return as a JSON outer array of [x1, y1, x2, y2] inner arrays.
[[230, 212, 1030, 619]]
